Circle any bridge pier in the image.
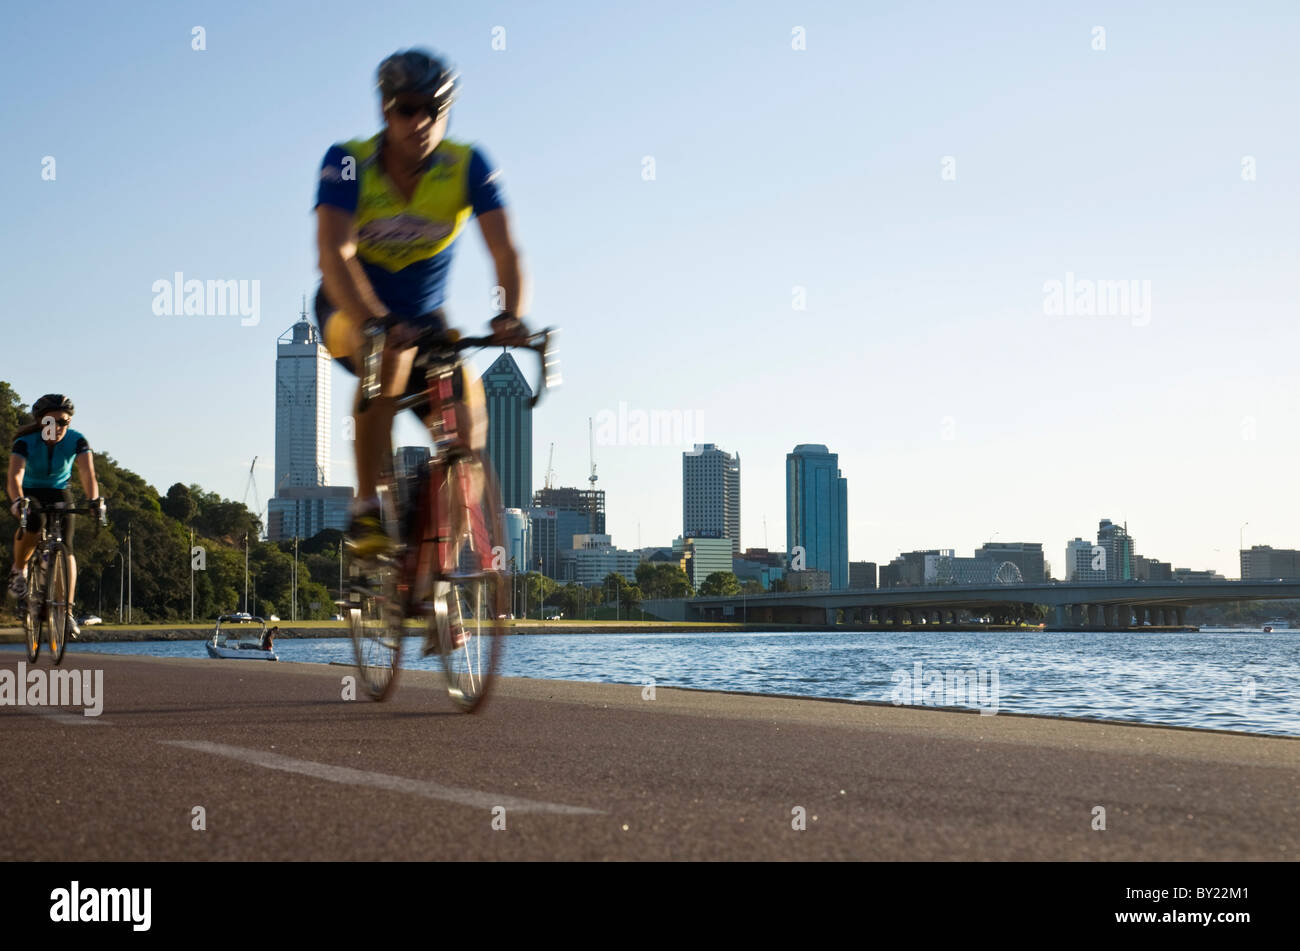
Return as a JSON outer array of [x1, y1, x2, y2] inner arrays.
[[1104, 605, 1117, 628], [1116, 604, 1130, 628], [1175, 606, 1186, 626]]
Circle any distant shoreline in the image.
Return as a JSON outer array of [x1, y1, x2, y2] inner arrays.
[[0, 620, 1206, 641]]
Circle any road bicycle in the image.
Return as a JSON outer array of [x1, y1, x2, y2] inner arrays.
[[345, 317, 557, 711], [17, 499, 106, 664]]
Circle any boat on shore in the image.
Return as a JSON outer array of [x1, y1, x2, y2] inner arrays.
[[206, 615, 278, 660]]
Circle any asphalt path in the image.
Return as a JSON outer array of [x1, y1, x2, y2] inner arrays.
[[1, 650, 1296, 860]]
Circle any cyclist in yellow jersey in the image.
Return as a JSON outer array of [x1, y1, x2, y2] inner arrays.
[[314, 48, 529, 557]]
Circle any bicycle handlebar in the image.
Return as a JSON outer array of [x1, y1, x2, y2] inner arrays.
[[17, 498, 108, 533], [357, 316, 560, 414]]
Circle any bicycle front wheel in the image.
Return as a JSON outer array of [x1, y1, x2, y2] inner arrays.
[[47, 548, 70, 665], [23, 553, 41, 663], [347, 558, 403, 701], [432, 451, 507, 713]]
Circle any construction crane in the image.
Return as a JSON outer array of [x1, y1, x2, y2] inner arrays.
[[544, 442, 556, 491], [587, 417, 598, 534]]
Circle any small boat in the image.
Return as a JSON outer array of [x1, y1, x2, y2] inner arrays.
[[206, 614, 279, 661], [1262, 618, 1290, 633]]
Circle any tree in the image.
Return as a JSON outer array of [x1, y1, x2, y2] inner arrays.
[[524, 572, 557, 618], [161, 483, 197, 524], [698, 571, 742, 597], [602, 572, 642, 613], [740, 579, 764, 595], [635, 561, 694, 599]]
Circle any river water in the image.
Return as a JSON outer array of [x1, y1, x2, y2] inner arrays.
[[60, 626, 1300, 737]]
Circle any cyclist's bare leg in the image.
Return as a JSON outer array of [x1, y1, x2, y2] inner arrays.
[[327, 308, 418, 502], [11, 528, 38, 577], [424, 375, 490, 566]]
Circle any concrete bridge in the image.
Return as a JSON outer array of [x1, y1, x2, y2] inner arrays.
[[642, 580, 1300, 629]]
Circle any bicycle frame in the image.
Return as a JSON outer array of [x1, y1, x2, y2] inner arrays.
[[359, 320, 555, 592], [345, 317, 556, 707]]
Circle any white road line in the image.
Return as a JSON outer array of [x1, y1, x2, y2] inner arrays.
[[14, 707, 108, 726], [160, 740, 603, 815]]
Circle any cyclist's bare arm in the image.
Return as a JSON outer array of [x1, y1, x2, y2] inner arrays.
[[477, 208, 530, 341], [74, 451, 98, 502], [7, 456, 24, 510], [316, 205, 393, 355]]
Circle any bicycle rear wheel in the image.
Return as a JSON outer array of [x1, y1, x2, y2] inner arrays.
[[346, 488, 403, 700], [431, 451, 507, 713], [23, 553, 42, 663], [47, 548, 70, 665]]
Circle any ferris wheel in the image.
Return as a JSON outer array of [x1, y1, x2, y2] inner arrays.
[[994, 561, 1024, 584]]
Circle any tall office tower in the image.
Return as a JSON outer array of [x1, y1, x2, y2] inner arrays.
[[682, 443, 741, 554], [503, 508, 532, 574], [483, 352, 533, 510], [785, 444, 848, 589], [1097, 519, 1134, 582], [533, 487, 606, 536], [268, 314, 351, 540], [974, 542, 1046, 584], [275, 317, 332, 489], [1066, 538, 1106, 582], [393, 446, 431, 514], [527, 507, 558, 578]]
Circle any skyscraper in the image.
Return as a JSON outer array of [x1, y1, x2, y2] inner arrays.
[[785, 444, 848, 590], [682, 443, 741, 554], [483, 352, 533, 510], [274, 317, 332, 489], [533, 487, 605, 535], [268, 315, 351, 540], [1097, 519, 1134, 582]]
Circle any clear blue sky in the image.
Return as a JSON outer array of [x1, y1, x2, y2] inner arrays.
[[3, 0, 1298, 578]]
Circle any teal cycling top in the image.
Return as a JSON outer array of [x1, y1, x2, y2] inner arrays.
[[11, 429, 91, 490]]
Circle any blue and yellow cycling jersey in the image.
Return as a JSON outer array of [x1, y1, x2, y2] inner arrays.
[[314, 135, 505, 320], [11, 429, 91, 490]]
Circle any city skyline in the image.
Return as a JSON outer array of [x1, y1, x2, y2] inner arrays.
[[6, 1, 1298, 581]]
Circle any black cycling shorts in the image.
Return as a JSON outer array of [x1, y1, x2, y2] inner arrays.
[[22, 487, 75, 551], [313, 285, 453, 421]]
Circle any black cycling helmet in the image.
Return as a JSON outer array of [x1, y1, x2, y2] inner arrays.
[[377, 48, 459, 112], [32, 394, 74, 418]]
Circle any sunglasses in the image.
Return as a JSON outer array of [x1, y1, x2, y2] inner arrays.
[[51, 418, 71, 428], [390, 99, 445, 120]]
